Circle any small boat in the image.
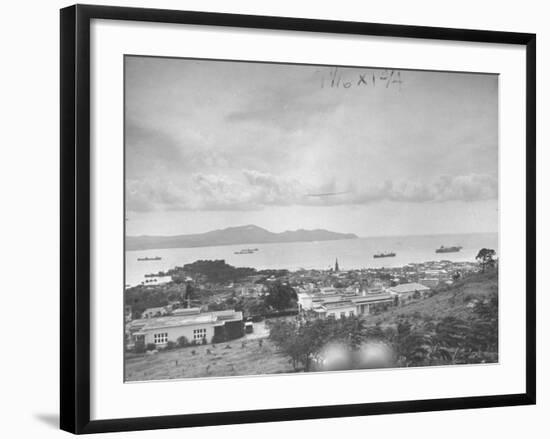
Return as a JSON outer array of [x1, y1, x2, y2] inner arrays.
[[137, 256, 162, 261], [435, 245, 463, 254], [373, 252, 396, 258]]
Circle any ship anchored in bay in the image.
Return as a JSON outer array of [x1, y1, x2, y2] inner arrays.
[[435, 245, 463, 254], [234, 248, 259, 255], [373, 251, 396, 258]]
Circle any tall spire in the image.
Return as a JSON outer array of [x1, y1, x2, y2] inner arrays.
[[335, 258, 339, 272]]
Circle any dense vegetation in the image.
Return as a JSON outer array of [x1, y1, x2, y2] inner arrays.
[[264, 283, 298, 311], [125, 286, 182, 319], [269, 270, 498, 372], [173, 259, 256, 284], [125, 261, 297, 319], [209, 282, 298, 318]]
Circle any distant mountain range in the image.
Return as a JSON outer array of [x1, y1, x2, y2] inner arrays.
[[126, 224, 358, 251]]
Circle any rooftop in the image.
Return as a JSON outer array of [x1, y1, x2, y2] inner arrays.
[[323, 301, 355, 310], [142, 306, 166, 313], [137, 310, 243, 332], [172, 307, 201, 316], [351, 292, 393, 303], [389, 282, 431, 294]]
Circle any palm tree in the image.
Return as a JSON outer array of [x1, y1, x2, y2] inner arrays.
[[393, 321, 431, 367], [434, 316, 469, 363]]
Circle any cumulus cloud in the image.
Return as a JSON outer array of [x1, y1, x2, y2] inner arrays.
[[434, 174, 498, 201], [126, 170, 497, 212], [190, 174, 259, 210], [351, 174, 498, 204], [126, 178, 186, 212]]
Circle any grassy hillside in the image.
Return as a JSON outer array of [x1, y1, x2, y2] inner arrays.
[[125, 338, 292, 381], [369, 270, 498, 324]]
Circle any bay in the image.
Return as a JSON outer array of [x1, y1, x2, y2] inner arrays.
[[125, 232, 498, 287]]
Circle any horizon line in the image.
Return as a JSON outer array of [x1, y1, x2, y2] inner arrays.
[[126, 226, 498, 240]]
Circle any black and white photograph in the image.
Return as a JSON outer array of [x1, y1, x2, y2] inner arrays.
[[0, 0, 543, 436], [124, 56, 499, 381]]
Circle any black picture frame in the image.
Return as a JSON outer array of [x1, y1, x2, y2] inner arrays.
[[60, 4, 536, 434]]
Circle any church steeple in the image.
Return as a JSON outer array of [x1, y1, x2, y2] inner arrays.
[[334, 258, 339, 272]]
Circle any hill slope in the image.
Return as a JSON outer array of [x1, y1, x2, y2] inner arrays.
[[126, 224, 358, 251], [370, 270, 498, 324]]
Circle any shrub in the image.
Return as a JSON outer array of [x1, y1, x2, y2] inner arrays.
[[212, 332, 225, 344], [177, 336, 189, 348], [166, 341, 176, 350], [146, 343, 157, 351], [202, 336, 208, 345]]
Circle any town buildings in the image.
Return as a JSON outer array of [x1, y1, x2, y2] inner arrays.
[[298, 286, 396, 319], [141, 306, 169, 319], [127, 308, 244, 349], [127, 258, 476, 344], [388, 282, 431, 303]]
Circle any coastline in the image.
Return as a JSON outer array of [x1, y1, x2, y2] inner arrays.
[[125, 232, 498, 287]]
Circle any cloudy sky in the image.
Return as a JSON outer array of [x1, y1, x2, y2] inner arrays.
[[125, 56, 498, 237]]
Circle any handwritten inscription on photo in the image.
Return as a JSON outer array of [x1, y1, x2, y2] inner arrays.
[[318, 67, 403, 90]]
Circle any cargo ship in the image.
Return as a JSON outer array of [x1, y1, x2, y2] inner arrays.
[[234, 248, 259, 255], [373, 252, 396, 258], [137, 256, 162, 261], [435, 245, 462, 254]]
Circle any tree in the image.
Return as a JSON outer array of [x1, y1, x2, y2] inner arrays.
[[242, 298, 269, 317], [208, 301, 228, 312], [269, 318, 344, 371], [183, 281, 195, 306], [340, 316, 368, 350], [268, 319, 309, 370], [466, 292, 498, 354], [177, 336, 189, 348], [269, 316, 390, 371], [265, 282, 297, 311], [476, 248, 496, 273], [433, 316, 470, 363], [393, 321, 431, 367], [179, 260, 256, 284]]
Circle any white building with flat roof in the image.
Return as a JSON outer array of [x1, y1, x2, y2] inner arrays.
[[129, 309, 243, 348], [388, 282, 431, 303], [299, 288, 395, 319]]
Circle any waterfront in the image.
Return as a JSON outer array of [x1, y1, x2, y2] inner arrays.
[[125, 232, 498, 286]]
